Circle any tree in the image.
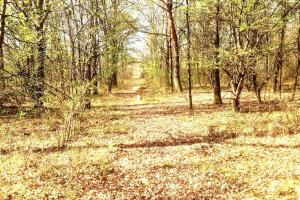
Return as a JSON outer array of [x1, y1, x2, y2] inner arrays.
[[34, 0, 49, 108], [164, 0, 183, 92], [185, 0, 193, 109], [9, 0, 51, 108], [211, 0, 222, 105], [1, 0, 300, 113], [0, 0, 7, 87], [273, 1, 287, 95], [292, 14, 300, 100]]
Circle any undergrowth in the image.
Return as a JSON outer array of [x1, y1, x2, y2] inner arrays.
[[1, 92, 300, 199]]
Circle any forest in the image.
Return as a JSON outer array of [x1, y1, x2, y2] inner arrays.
[[0, 0, 300, 199]]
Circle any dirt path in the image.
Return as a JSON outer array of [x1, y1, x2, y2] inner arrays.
[[85, 90, 300, 199], [2, 68, 300, 199], [131, 64, 145, 93], [112, 64, 146, 102]]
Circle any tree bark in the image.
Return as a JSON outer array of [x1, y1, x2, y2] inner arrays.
[[273, 4, 286, 94], [91, 0, 99, 95], [83, 61, 92, 109], [252, 73, 262, 103], [165, 19, 171, 88], [233, 96, 241, 112], [65, 8, 76, 95], [34, 0, 47, 109], [231, 77, 244, 112], [196, 63, 201, 87], [186, 0, 193, 110], [166, 0, 183, 92], [211, 0, 222, 105], [169, 35, 174, 91], [292, 15, 300, 100], [0, 0, 8, 88]]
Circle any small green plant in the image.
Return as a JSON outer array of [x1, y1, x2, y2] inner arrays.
[[18, 110, 26, 119], [47, 84, 89, 149], [56, 97, 83, 148]]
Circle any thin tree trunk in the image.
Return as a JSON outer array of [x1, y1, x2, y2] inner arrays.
[[211, 0, 222, 105], [91, 0, 99, 95], [233, 96, 241, 112], [252, 73, 262, 103], [84, 62, 92, 109], [65, 9, 76, 95], [34, 0, 47, 109], [165, 20, 171, 88], [112, 71, 118, 87], [166, 0, 183, 92], [169, 35, 174, 91], [248, 0, 264, 104], [77, 0, 84, 82], [273, 5, 286, 94], [186, 0, 193, 110], [196, 63, 201, 87], [231, 76, 244, 112], [292, 15, 300, 100], [165, 35, 170, 86], [0, 0, 8, 89]]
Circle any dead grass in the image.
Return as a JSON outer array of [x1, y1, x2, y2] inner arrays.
[[1, 90, 300, 199]]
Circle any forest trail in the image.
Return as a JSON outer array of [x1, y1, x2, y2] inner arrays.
[[113, 64, 146, 101], [85, 82, 300, 199], [130, 64, 146, 98], [1, 0, 300, 198], [1, 84, 300, 199]]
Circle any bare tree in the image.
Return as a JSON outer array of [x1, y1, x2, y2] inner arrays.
[[164, 0, 183, 92], [211, 0, 222, 105], [33, 0, 49, 108], [0, 0, 8, 88], [292, 14, 300, 100], [273, 1, 287, 95], [185, 0, 193, 109]]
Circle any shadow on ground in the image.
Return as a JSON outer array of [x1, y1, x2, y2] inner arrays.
[[93, 100, 290, 120], [2, 130, 300, 156]]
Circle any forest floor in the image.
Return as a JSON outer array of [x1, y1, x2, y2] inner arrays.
[[1, 66, 300, 199]]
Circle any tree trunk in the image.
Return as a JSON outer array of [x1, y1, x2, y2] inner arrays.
[[273, 6, 286, 94], [252, 73, 262, 104], [186, 0, 193, 110], [292, 15, 300, 100], [92, 0, 99, 95], [0, 0, 7, 89], [84, 45, 92, 109], [211, 0, 222, 105], [84, 62, 92, 109], [34, 0, 47, 109], [166, 0, 183, 92], [169, 36, 174, 91], [231, 75, 244, 112], [112, 71, 118, 87], [196, 63, 201, 87], [165, 20, 171, 88], [65, 9, 76, 95], [107, 79, 112, 93], [233, 96, 241, 112]]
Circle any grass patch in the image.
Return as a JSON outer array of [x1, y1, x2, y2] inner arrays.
[[1, 91, 300, 199], [0, 149, 112, 199]]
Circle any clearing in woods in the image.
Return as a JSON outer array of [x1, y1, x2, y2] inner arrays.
[[1, 64, 300, 199]]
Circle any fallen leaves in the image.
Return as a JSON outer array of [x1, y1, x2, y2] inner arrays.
[[1, 91, 300, 199]]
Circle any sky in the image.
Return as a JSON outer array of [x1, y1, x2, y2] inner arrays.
[[126, 0, 150, 60]]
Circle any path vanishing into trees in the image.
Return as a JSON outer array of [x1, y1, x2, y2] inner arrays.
[[112, 64, 147, 101], [79, 65, 300, 199], [1, 64, 300, 198]]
